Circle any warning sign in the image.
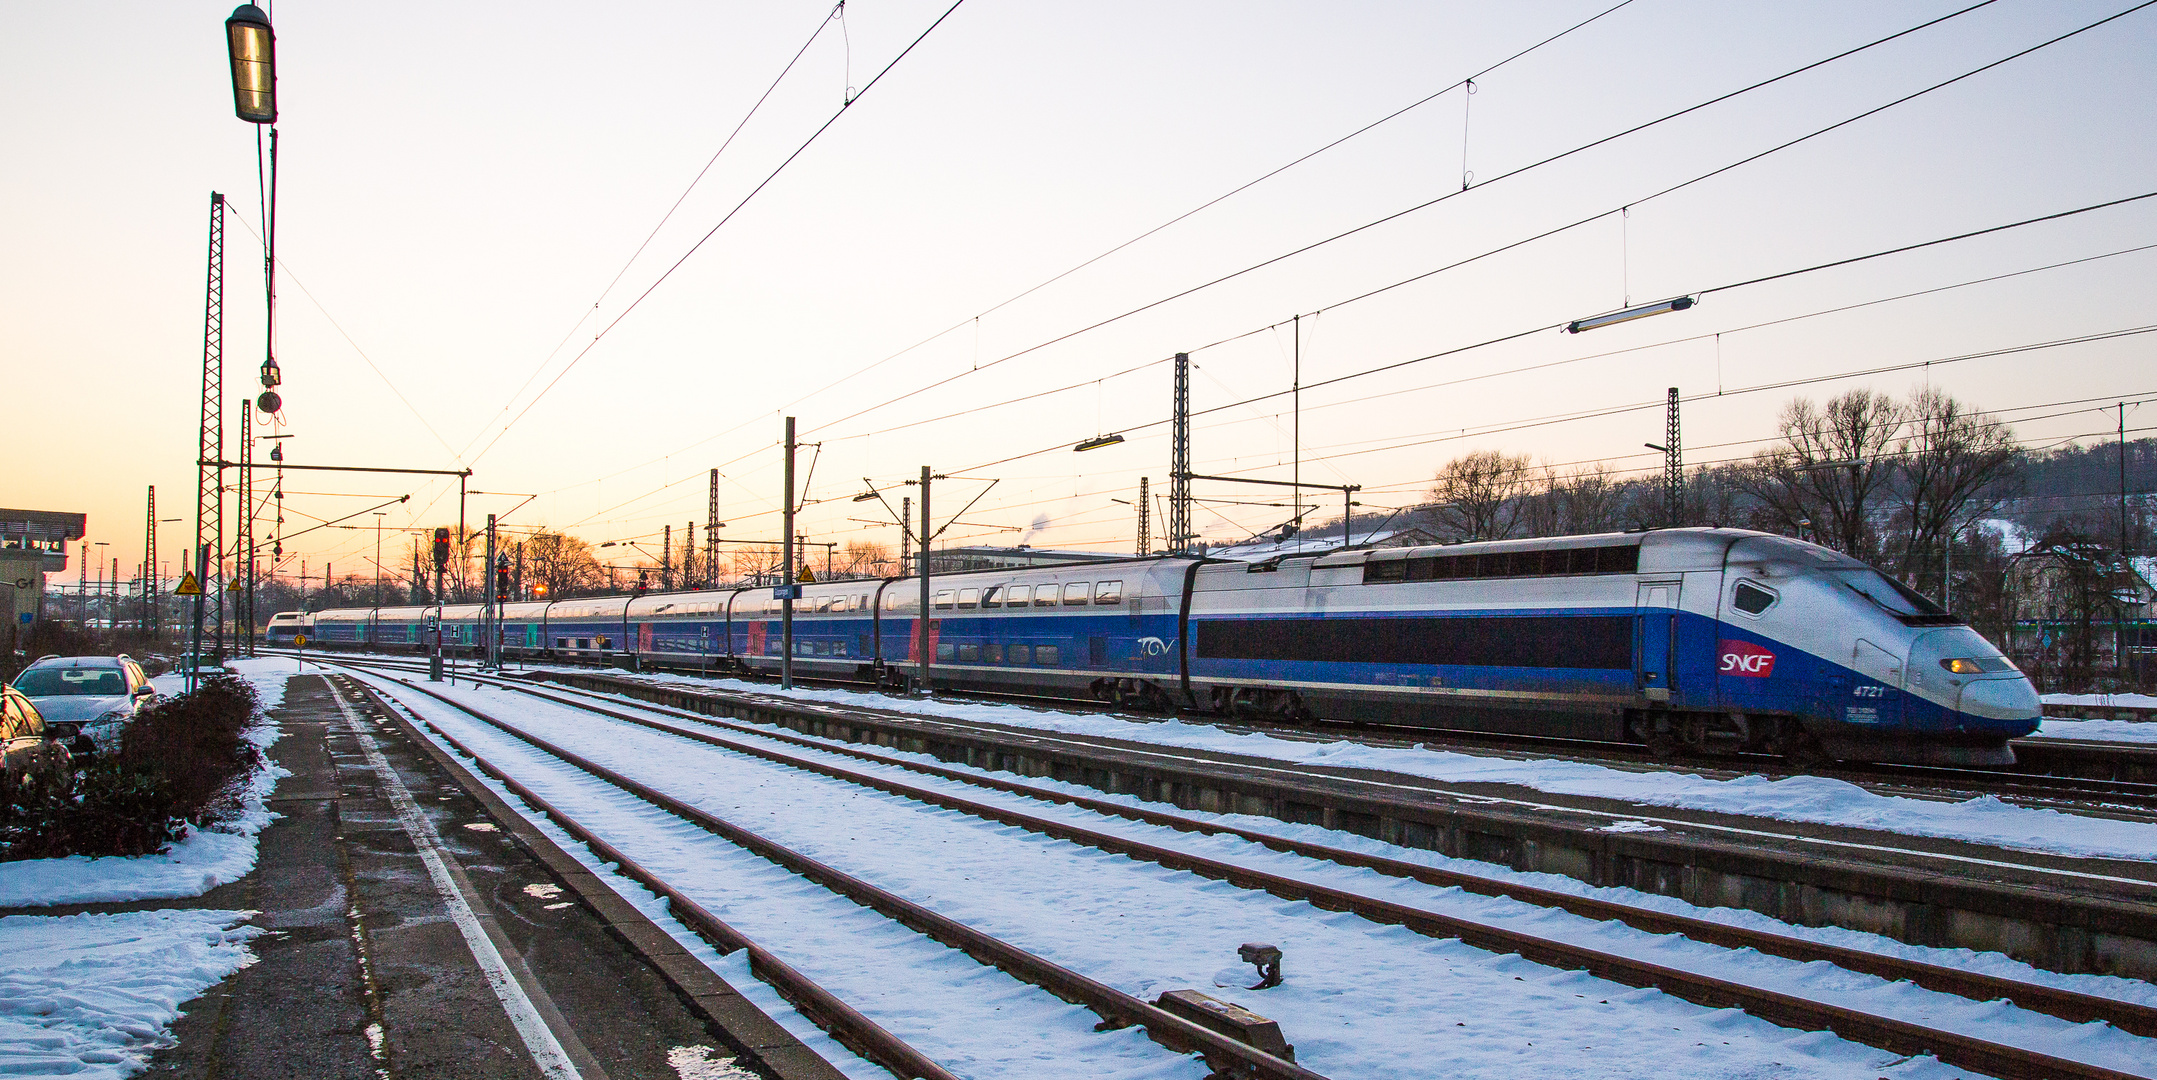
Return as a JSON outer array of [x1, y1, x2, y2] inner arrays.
[[797, 565, 817, 583], [174, 572, 202, 596], [295, 634, 307, 648], [226, 578, 242, 592]]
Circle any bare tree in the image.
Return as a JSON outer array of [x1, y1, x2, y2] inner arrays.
[[1736, 389, 1905, 558], [522, 529, 604, 598], [1429, 449, 1536, 541], [1522, 461, 1626, 537], [842, 539, 896, 579], [1891, 387, 2019, 596]]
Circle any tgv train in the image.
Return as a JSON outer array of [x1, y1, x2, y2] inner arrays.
[[266, 528, 2041, 766]]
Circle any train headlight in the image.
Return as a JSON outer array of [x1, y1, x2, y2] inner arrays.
[[1940, 658, 1987, 675]]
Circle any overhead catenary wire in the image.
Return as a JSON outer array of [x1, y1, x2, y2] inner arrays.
[[802, 0, 2031, 438], [463, 0, 969, 471], [499, 0, 1649, 510]]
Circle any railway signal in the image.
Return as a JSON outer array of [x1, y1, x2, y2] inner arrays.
[[432, 527, 451, 571]]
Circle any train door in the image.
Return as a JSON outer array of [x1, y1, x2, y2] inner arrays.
[[1634, 580, 1681, 703]]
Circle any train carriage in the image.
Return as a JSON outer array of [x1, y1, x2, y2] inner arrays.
[[271, 527, 2039, 765]]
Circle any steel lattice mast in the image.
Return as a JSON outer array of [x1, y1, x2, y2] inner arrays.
[[142, 485, 156, 636], [707, 468, 720, 587], [191, 193, 225, 683], [1136, 476, 1150, 556], [1664, 386, 1683, 528], [1170, 353, 1191, 553]]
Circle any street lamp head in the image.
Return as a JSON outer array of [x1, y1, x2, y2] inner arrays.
[[256, 389, 281, 414], [851, 491, 881, 503], [225, 4, 277, 124], [1074, 434, 1126, 452]]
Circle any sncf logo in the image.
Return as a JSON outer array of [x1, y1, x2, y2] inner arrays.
[[1718, 639, 1776, 678]]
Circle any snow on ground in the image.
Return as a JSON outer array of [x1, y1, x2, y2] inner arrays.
[[1, 659, 293, 908], [0, 908, 259, 1078], [2036, 718, 2157, 743], [587, 668, 2157, 864], [363, 670, 2157, 1080]]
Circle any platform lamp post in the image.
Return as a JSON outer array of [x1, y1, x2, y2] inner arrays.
[[226, 4, 284, 423]]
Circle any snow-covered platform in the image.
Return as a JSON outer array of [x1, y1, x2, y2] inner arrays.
[[4, 666, 819, 1080]]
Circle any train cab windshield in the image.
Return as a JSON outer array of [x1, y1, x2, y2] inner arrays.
[[1831, 568, 1960, 626]]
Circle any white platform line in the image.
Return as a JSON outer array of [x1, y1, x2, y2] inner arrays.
[[323, 676, 585, 1080]]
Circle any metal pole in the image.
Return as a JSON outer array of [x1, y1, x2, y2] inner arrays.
[[899, 497, 911, 576], [239, 415, 254, 655], [457, 474, 467, 603], [917, 466, 932, 694], [483, 514, 496, 669], [662, 524, 672, 592], [2122, 402, 2131, 684], [1344, 488, 1354, 548], [781, 416, 796, 690], [1292, 315, 1300, 540]]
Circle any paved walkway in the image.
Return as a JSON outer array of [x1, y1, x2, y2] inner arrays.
[[114, 672, 772, 1080]]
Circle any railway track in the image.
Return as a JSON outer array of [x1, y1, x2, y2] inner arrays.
[[265, 647, 2157, 814], [312, 654, 2157, 1080]]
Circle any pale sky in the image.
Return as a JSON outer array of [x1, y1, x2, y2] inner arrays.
[[7, 1, 2155, 585]]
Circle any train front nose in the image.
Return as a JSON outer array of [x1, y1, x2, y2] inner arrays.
[[1957, 675, 2041, 733]]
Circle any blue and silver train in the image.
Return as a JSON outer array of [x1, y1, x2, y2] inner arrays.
[[267, 527, 2040, 765]]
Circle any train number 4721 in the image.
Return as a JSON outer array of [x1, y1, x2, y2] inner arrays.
[[1853, 685, 1889, 698]]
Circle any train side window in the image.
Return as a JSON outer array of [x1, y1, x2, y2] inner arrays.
[[985, 643, 1003, 663], [1008, 644, 1030, 664], [1093, 580, 1123, 604], [816, 596, 832, 613], [1035, 645, 1061, 665], [1732, 580, 1779, 617], [980, 585, 1002, 608], [1003, 585, 1028, 607], [957, 643, 980, 661], [958, 588, 979, 609], [1063, 582, 1090, 606], [933, 590, 955, 609], [1363, 560, 1405, 583], [1035, 588, 1059, 608], [936, 642, 955, 661]]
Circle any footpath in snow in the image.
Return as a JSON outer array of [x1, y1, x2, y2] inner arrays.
[[0, 659, 291, 1079], [604, 668, 2157, 863]]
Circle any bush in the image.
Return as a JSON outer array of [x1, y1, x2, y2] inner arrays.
[[0, 675, 265, 860]]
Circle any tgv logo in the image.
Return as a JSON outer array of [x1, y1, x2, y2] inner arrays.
[[1718, 640, 1776, 678]]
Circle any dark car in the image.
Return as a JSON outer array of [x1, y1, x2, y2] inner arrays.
[[1, 684, 72, 803]]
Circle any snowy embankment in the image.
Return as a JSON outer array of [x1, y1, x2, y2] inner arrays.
[[603, 669, 2157, 864], [363, 671, 2157, 1080], [0, 909, 259, 1078], [0, 659, 292, 1078], [0, 659, 290, 908], [2037, 693, 2157, 743]]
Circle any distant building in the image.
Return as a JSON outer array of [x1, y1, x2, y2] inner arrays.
[[1, 508, 86, 635], [2005, 537, 2154, 676]]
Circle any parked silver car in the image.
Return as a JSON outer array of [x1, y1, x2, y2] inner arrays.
[[12, 655, 157, 755]]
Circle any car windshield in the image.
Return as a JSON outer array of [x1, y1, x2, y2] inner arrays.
[[1832, 569, 1948, 617], [13, 668, 127, 696]]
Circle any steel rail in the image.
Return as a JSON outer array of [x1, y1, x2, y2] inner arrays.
[[330, 677, 960, 1080], [465, 669, 2157, 1041], [328, 657, 2152, 1080], [348, 667, 1332, 1080]]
